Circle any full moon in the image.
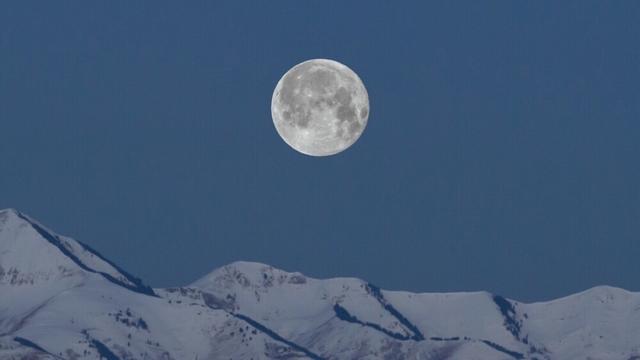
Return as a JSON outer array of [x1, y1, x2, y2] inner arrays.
[[271, 59, 369, 156]]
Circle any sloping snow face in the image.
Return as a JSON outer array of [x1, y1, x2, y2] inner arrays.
[[1, 209, 640, 360], [0, 209, 154, 296]]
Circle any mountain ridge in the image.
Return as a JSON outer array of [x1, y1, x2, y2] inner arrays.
[[1, 208, 639, 360]]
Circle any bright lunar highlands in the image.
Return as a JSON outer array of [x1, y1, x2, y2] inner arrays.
[[271, 59, 369, 156]]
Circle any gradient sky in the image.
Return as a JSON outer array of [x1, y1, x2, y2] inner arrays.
[[1, 2, 639, 301]]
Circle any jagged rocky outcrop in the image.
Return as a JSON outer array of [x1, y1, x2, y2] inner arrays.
[[1, 209, 639, 359]]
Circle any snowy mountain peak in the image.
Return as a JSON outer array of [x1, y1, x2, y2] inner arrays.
[[191, 260, 309, 290], [0, 208, 26, 229], [0, 208, 155, 296], [0, 208, 19, 217], [578, 285, 631, 298]]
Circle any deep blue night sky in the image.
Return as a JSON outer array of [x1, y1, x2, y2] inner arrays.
[[1, 2, 638, 301]]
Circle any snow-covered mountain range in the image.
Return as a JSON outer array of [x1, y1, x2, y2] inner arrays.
[[1, 208, 639, 360]]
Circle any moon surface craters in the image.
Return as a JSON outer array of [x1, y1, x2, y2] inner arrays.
[[271, 59, 369, 156]]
